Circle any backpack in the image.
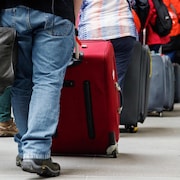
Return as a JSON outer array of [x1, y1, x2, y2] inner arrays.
[[131, 8, 141, 33], [152, 0, 172, 37], [132, 0, 150, 29]]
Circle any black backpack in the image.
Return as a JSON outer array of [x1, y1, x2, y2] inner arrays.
[[132, 0, 150, 29], [152, 0, 172, 37]]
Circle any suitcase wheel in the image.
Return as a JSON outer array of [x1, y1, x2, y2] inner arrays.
[[125, 124, 138, 133], [106, 144, 118, 158], [159, 112, 163, 117], [112, 150, 117, 158]]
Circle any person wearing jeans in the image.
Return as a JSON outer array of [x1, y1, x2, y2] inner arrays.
[[1, 0, 82, 177], [0, 87, 18, 137]]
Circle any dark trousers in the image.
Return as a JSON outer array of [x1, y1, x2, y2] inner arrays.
[[111, 36, 135, 91]]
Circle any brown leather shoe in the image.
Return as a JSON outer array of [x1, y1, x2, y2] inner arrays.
[[0, 119, 18, 137]]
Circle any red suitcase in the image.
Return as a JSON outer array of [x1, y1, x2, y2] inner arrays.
[[51, 40, 120, 157]]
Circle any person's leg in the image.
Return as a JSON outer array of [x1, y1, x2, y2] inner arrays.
[[22, 9, 74, 161], [0, 87, 18, 136], [149, 44, 161, 53], [111, 36, 135, 91], [2, 6, 74, 177], [110, 36, 135, 109], [1, 7, 33, 157], [0, 87, 12, 123]]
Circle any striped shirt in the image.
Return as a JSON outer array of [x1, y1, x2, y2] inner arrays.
[[78, 0, 137, 40]]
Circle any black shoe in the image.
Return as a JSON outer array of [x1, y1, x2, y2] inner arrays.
[[21, 158, 60, 177], [16, 155, 23, 167]]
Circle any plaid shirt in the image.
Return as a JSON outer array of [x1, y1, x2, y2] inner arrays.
[[78, 0, 137, 40]]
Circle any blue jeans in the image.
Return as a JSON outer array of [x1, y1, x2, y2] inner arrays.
[[1, 6, 75, 159], [0, 87, 12, 122]]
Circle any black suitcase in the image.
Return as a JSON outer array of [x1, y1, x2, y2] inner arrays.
[[148, 53, 175, 116], [162, 55, 175, 111], [174, 63, 180, 103], [121, 41, 151, 132]]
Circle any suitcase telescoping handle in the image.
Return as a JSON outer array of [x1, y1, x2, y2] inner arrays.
[[68, 32, 83, 67], [70, 51, 83, 67]]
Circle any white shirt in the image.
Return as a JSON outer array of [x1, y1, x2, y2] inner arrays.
[[78, 0, 137, 40]]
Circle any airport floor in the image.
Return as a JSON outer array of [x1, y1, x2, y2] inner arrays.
[[0, 103, 180, 180]]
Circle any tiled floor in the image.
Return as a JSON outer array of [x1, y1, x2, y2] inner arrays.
[[0, 103, 180, 180]]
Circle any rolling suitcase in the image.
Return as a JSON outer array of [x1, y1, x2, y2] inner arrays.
[[51, 40, 120, 157], [121, 41, 151, 133], [148, 53, 175, 116], [162, 55, 175, 111], [174, 63, 180, 103]]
